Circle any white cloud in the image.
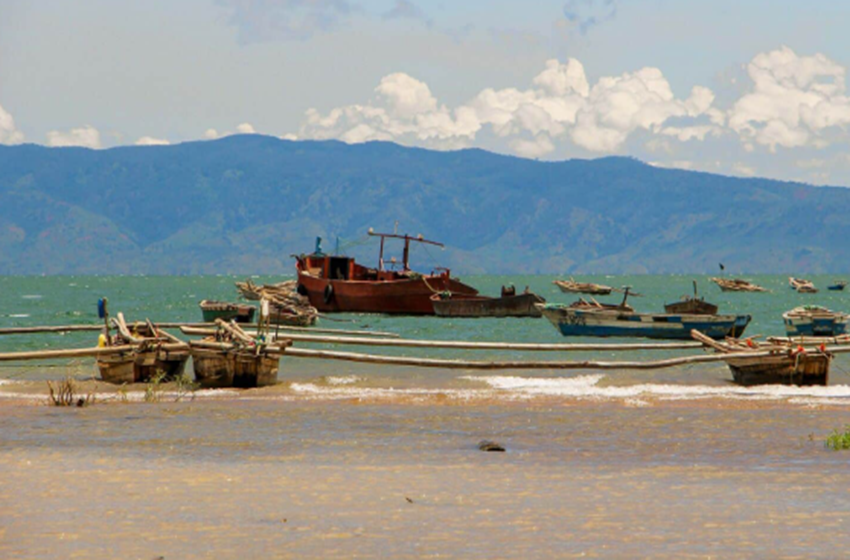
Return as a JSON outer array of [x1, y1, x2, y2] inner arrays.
[[294, 56, 718, 157], [236, 122, 256, 134], [135, 136, 170, 146], [511, 135, 555, 158], [204, 128, 220, 140], [728, 46, 850, 150], [0, 103, 24, 145], [45, 125, 101, 148]]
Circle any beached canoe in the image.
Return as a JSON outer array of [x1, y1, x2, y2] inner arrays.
[[691, 330, 831, 386], [97, 342, 189, 384], [190, 343, 281, 388], [430, 291, 545, 318]]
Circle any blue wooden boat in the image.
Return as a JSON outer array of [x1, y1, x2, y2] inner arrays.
[[783, 306, 848, 337], [537, 304, 751, 340], [828, 281, 847, 291]]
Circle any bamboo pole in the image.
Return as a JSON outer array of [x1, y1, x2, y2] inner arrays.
[[0, 322, 400, 339], [285, 344, 850, 370], [179, 326, 704, 352], [0, 343, 188, 362]]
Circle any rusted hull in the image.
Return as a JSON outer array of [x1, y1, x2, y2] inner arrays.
[[190, 347, 280, 388], [298, 272, 477, 314], [726, 353, 831, 386], [431, 293, 545, 318], [97, 348, 189, 384]]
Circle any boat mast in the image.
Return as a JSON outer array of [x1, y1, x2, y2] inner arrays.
[[368, 230, 445, 272]]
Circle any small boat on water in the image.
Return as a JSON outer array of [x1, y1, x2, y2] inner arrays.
[[553, 278, 613, 295], [664, 281, 718, 315], [189, 320, 290, 388], [710, 277, 768, 292], [431, 286, 545, 318], [295, 232, 478, 314], [199, 300, 256, 324], [691, 330, 832, 386], [789, 277, 818, 293], [828, 281, 847, 291], [97, 314, 189, 384], [537, 290, 751, 340], [783, 306, 849, 337]]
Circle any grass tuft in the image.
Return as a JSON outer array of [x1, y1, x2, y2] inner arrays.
[[47, 377, 94, 407], [825, 426, 850, 451]]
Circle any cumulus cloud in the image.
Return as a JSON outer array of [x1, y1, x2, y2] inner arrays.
[[205, 128, 220, 140], [0, 103, 24, 145], [295, 57, 717, 156], [135, 136, 170, 146], [218, 0, 356, 43], [236, 122, 257, 134], [728, 46, 850, 150], [45, 125, 101, 148]]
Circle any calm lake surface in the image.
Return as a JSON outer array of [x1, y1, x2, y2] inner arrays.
[[3, 274, 850, 558]]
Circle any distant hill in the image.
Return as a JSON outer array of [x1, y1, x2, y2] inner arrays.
[[0, 135, 847, 275]]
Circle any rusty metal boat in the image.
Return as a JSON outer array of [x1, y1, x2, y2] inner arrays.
[[295, 232, 478, 314]]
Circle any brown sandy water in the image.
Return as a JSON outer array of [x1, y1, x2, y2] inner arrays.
[[2, 389, 850, 559]]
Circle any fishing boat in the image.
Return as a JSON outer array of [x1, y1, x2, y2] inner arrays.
[[199, 300, 256, 324], [664, 281, 718, 315], [828, 281, 847, 291], [783, 306, 849, 337], [691, 330, 831, 386], [710, 277, 768, 292], [295, 232, 478, 314], [789, 277, 817, 293], [97, 316, 189, 384], [553, 278, 613, 295], [189, 320, 290, 388], [430, 286, 545, 318], [537, 289, 750, 340]]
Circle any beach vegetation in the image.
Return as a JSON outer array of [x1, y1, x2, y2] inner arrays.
[[825, 426, 850, 450], [47, 377, 94, 407]]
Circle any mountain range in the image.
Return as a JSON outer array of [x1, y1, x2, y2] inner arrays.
[[0, 135, 846, 275]]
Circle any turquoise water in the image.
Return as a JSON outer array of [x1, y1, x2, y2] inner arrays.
[[2, 274, 850, 394]]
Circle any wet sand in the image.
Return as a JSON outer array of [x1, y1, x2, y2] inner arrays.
[[3, 390, 850, 559]]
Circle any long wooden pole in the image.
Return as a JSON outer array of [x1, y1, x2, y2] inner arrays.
[[0, 343, 187, 362], [0, 322, 401, 339], [180, 326, 704, 352], [285, 345, 850, 370]]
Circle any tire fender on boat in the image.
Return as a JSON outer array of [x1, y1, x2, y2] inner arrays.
[[323, 283, 334, 304]]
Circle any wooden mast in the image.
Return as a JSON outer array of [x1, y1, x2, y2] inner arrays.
[[367, 231, 445, 271]]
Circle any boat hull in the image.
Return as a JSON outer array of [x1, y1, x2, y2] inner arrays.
[[97, 347, 189, 384], [784, 316, 849, 337], [726, 352, 831, 386], [190, 347, 280, 388], [200, 303, 256, 324], [431, 293, 545, 318], [298, 271, 477, 314], [539, 306, 751, 340]]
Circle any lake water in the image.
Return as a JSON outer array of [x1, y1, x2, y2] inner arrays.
[[3, 274, 850, 558]]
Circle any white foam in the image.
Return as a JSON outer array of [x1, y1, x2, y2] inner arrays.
[[325, 375, 361, 386], [463, 374, 850, 403], [289, 382, 488, 401], [8, 314, 30, 318], [21, 295, 42, 299]]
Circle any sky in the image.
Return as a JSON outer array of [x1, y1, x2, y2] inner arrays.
[[3, 0, 850, 185]]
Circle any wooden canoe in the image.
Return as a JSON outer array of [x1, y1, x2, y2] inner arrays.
[[430, 292, 546, 318]]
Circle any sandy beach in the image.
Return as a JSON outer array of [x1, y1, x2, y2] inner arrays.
[[3, 385, 850, 559]]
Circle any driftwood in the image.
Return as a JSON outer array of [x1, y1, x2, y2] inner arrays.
[[180, 326, 705, 352]]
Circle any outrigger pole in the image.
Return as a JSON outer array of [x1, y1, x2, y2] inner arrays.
[[368, 230, 445, 272]]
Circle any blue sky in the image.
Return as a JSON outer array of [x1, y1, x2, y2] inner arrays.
[[3, 0, 850, 185]]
